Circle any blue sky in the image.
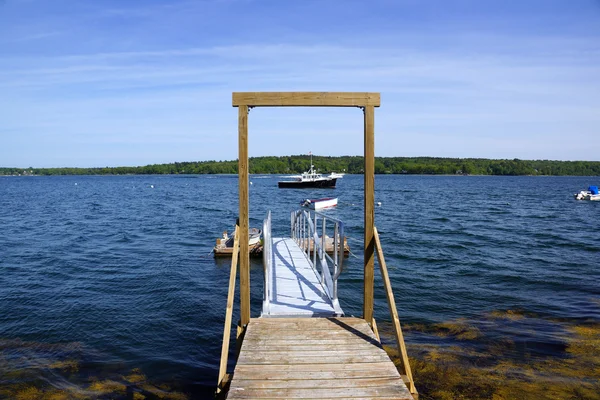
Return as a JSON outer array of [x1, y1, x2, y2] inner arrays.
[[1, 0, 599, 167]]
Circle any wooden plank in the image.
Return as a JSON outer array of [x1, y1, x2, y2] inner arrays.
[[236, 342, 382, 352], [363, 105, 375, 324], [237, 353, 390, 365], [227, 385, 411, 399], [217, 225, 239, 391], [238, 105, 250, 326], [374, 226, 417, 395], [232, 92, 380, 107], [248, 317, 368, 327], [234, 361, 399, 374], [230, 377, 403, 389], [240, 338, 381, 346], [246, 322, 376, 335], [232, 366, 400, 381], [243, 329, 377, 341], [239, 349, 388, 358]]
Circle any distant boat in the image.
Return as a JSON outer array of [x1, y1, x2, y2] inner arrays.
[[574, 185, 600, 201], [328, 172, 345, 179], [278, 153, 337, 188], [301, 197, 338, 210]]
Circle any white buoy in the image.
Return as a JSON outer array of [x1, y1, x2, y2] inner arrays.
[[74, 183, 78, 186], [377, 201, 382, 206], [250, 182, 253, 185], [150, 185, 154, 188]]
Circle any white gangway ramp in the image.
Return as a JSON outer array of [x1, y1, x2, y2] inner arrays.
[[266, 237, 338, 316], [261, 210, 344, 317]]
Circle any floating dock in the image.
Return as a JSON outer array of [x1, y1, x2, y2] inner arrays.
[[213, 236, 350, 258]]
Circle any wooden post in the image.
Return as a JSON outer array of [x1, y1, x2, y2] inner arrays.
[[363, 105, 375, 324], [238, 105, 250, 326]]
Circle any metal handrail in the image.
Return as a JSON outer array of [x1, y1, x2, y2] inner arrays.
[[262, 211, 272, 314], [290, 209, 345, 314]]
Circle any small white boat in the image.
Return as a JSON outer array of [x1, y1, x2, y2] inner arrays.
[[574, 185, 600, 201], [301, 197, 338, 210], [328, 172, 345, 179], [218, 228, 262, 247]]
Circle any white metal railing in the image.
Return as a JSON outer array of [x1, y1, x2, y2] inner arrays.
[[290, 209, 345, 314], [262, 211, 272, 313]]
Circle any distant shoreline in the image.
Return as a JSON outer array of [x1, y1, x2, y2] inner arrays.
[[2, 155, 600, 177]]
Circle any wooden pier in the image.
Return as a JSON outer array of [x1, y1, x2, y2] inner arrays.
[[217, 92, 417, 399], [228, 317, 413, 399]]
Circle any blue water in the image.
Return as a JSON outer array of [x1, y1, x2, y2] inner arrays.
[[1, 175, 599, 398]]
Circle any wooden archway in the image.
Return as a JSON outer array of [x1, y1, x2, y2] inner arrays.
[[232, 92, 381, 326]]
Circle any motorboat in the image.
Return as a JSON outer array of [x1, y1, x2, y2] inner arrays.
[[574, 185, 600, 201], [301, 197, 338, 210], [328, 172, 345, 179], [213, 228, 262, 257], [278, 153, 336, 188]]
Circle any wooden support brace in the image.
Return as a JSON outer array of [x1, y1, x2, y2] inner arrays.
[[374, 226, 417, 396], [371, 318, 381, 342], [216, 225, 240, 393]]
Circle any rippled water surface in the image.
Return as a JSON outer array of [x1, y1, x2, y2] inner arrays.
[[1, 175, 599, 398]]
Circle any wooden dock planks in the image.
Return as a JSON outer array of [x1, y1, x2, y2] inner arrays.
[[228, 317, 413, 399]]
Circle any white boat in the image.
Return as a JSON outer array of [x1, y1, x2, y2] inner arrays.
[[573, 186, 600, 201], [217, 228, 262, 247], [574, 186, 600, 201], [278, 153, 337, 188], [328, 172, 345, 179], [301, 197, 338, 210]]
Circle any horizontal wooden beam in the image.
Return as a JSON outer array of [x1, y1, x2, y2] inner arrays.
[[232, 92, 380, 107]]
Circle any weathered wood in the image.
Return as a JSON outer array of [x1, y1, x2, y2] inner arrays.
[[228, 317, 412, 399], [372, 317, 381, 342], [227, 385, 410, 399], [237, 342, 381, 351], [241, 338, 381, 346], [246, 319, 375, 331], [232, 364, 400, 380], [238, 105, 250, 326], [230, 377, 402, 389], [238, 353, 390, 365], [248, 317, 368, 327], [246, 321, 377, 335], [234, 361, 400, 374], [241, 328, 376, 341], [374, 226, 417, 395], [232, 92, 380, 107], [363, 105, 375, 324], [217, 225, 240, 392]]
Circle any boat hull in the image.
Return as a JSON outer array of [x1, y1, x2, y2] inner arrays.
[[278, 178, 337, 188], [574, 191, 600, 201], [302, 197, 338, 210]]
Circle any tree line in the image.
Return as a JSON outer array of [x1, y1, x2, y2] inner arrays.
[[2, 156, 600, 176]]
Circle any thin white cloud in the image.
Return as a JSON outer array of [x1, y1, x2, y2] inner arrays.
[[1, 14, 599, 166]]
